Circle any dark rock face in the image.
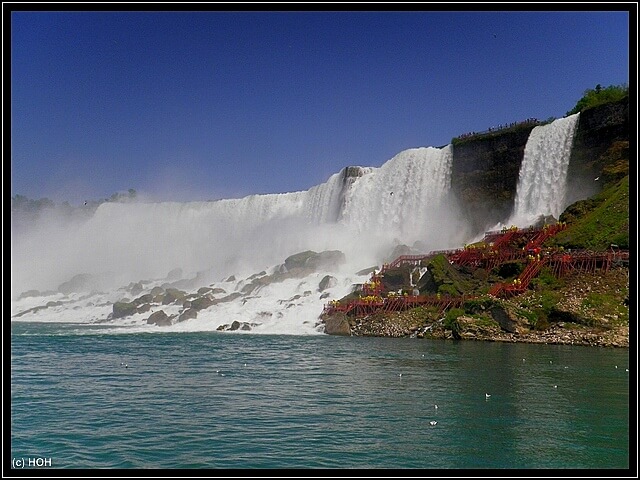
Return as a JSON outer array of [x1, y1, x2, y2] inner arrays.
[[190, 296, 215, 311], [177, 308, 197, 323], [381, 266, 412, 292], [450, 98, 628, 236], [284, 250, 346, 272], [490, 305, 519, 333], [284, 251, 317, 270], [217, 320, 255, 332], [565, 96, 629, 205], [318, 275, 338, 292], [161, 288, 186, 305], [146, 310, 172, 326], [133, 293, 153, 305], [451, 127, 535, 234], [112, 301, 137, 319], [323, 314, 351, 336], [137, 303, 151, 314]]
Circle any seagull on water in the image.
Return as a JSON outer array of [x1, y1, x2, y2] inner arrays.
[[485, 393, 491, 399], [435, 404, 438, 409]]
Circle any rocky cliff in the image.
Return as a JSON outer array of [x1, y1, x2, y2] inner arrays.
[[449, 96, 629, 234]]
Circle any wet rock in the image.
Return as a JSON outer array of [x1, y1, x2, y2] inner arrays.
[[146, 310, 172, 326], [318, 275, 338, 292], [161, 288, 187, 305], [177, 308, 197, 322], [133, 293, 154, 305], [323, 314, 351, 336], [190, 296, 215, 311], [112, 301, 137, 319], [137, 303, 151, 314], [490, 305, 519, 333]]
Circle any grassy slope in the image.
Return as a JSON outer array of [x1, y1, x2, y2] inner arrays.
[[554, 175, 629, 249]]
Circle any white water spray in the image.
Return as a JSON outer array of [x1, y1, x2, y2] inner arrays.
[[12, 145, 465, 333], [507, 113, 580, 227]]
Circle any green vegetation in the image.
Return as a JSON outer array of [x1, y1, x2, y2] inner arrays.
[[428, 254, 474, 295], [555, 175, 629, 249], [566, 83, 628, 116], [530, 267, 564, 290], [444, 307, 465, 329]]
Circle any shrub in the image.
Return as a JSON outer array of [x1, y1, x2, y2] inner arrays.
[[444, 307, 465, 329], [566, 83, 628, 116]]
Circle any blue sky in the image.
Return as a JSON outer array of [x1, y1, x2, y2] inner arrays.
[[10, 8, 631, 204]]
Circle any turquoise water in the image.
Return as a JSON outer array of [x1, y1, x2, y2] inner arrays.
[[11, 322, 630, 470]]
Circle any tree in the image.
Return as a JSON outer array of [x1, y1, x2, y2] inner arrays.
[[566, 83, 628, 116]]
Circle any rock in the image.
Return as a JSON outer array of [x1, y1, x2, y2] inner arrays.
[[133, 293, 153, 305], [150, 286, 164, 297], [386, 244, 411, 263], [247, 271, 267, 280], [323, 314, 351, 336], [112, 301, 137, 319], [356, 266, 378, 276], [318, 275, 338, 292], [18, 289, 54, 299], [490, 305, 519, 333], [146, 310, 172, 326], [284, 251, 318, 271], [284, 250, 345, 272], [453, 315, 501, 340], [306, 250, 346, 270], [197, 287, 213, 296], [129, 282, 143, 296], [177, 308, 197, 322], [137, 303, 151, 314], [190, 296, 215, 311], [161, 288, 187, 305], [216, 292, 243, 304]]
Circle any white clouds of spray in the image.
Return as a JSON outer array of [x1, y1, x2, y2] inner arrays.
[[11, 145, 472, 299]]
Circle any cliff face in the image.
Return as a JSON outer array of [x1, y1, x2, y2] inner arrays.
[[565, 96, 629, 205], [450, 97, 629, 236], [450, 127, 535, 234]]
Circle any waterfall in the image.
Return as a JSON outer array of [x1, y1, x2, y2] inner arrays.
[[507, 113, 580, 227], [12, 146, 457, 297], [341, 146, 455, 244]]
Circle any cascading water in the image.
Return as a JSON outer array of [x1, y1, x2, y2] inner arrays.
[[507, 113, 580, 227], [10, 143, 465, 334], [341, 146, 454, 244]]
